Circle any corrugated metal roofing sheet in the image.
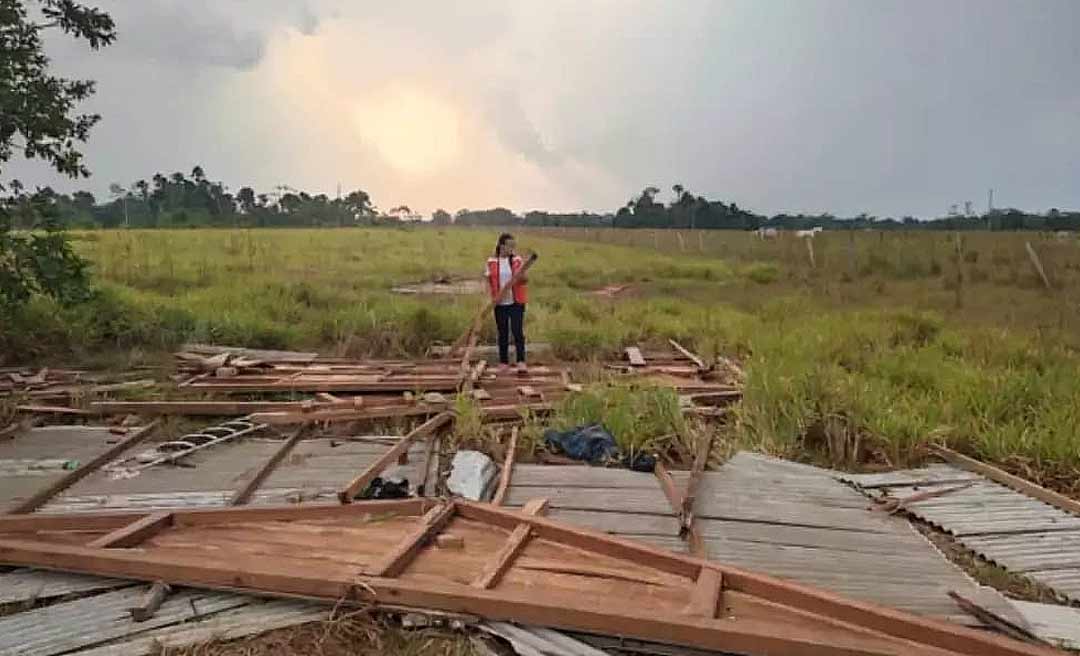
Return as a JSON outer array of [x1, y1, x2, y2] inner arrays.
[[0, 568, 131, 605], [0, 586, 249, 656], [481, 622, 611, 656], [69, 599, 328, 656]]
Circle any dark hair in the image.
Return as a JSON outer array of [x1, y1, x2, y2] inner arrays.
[[494, 233, 515, 259]]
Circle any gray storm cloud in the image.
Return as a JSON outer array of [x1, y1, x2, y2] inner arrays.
[[8, 0, 1080, 218]]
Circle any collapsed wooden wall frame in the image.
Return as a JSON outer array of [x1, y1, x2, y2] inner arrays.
[[0, 499, 1059, 656]]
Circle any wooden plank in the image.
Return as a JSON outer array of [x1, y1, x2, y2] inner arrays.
[[416, 433, 439, 497], [230, 426, 308, 506], [338, 412, 453, 503], [365, 502, 456, 577], [15, 404, 95, 416], [668, 339, 707, 370], [625, 346, 647, 367], [458, 501, 700, 579], [930, 446, 1080, 517], [684, 567, 723, 618], [683, 432, 713, 529], [0, 498, 431, 534], [251, 404, 442, 426], [188, 379, 462, 393], [87, 511, 174, 548], [654, 462, 683, 512], [473, 498, 549, 589], [89, 401, 319, 416], [491, 427, 518, 506], [130, 580, 171, 621], [6, 420, 161, 515], [688, 525, 707, 557]]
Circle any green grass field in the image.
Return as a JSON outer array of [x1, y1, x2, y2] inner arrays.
[[4, 227, 1079, 479]]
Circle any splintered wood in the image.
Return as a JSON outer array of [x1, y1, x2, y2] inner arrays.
[[0, 500, 1057, 656]]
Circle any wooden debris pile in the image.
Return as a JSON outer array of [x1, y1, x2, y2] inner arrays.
[[8, 342, 742, 436], [0, 367, 154, 402]]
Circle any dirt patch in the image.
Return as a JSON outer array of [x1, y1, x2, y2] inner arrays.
[[392, 278, 485, 296], [589, 283, 635, 298]]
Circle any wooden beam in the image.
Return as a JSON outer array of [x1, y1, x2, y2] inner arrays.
[[684, 567, 723, 618], [0, 531, 1056, 656], [682, 432, 713, 531], [625, 346, 647, 367], [130, 581, 171, 622], [668, 339, 706, 370], [187, 379, 462, 393], [930, 445, 1080, 517], [338, 412, 454, 503], [15, 405, 95, 416], [87, 511, 173, 548], [654, 462, 683, 512], [6, 420, 161, 515], [230, 426, 308, 506], [250, 405, 442, 426], [415, 433, 439, 497], [89, 401, 321, 416], [0, 498, 431, 534], [462, 361, 487, 393], [687, 525, 707, 558], [491, 427, 518, 506], [365, 502, 456, 577], [457, 501, 700, 579], [472, 498, 549, 589]]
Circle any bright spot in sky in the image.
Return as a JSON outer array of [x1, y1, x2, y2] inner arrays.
[[353, 87, 462, 176]]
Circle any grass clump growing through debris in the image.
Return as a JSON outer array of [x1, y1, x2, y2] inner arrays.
[[548, 383, 687, 454]]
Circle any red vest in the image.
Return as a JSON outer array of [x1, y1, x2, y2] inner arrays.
[[486, 256, 528, 304]]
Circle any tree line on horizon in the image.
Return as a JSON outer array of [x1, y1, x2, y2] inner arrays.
[[15, 173, 1080, 232]]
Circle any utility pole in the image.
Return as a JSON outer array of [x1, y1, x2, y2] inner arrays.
[[987, 188, 994, 213]]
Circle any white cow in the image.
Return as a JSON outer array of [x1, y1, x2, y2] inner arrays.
[[757, 227, 779, 240], [796, 227, 823, 238]]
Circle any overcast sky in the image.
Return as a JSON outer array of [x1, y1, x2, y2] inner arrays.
[[9, 0, 1080, 218]]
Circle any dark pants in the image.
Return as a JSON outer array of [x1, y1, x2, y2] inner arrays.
[[494, 303, 526, 364]]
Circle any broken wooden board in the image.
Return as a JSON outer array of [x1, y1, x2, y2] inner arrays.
[[0, 500, 1058, 656]]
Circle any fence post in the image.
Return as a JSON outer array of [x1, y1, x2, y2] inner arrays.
[[954, 232, 964, 309], [1026, 241, 1052, 290]]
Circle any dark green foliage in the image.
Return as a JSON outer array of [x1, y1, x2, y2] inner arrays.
[[1, 0, 114, 313], [0, 0, 115, 178], [48, 168, 383, 229]]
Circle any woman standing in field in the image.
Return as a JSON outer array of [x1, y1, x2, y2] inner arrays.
[[486, 233, 528, 374]]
